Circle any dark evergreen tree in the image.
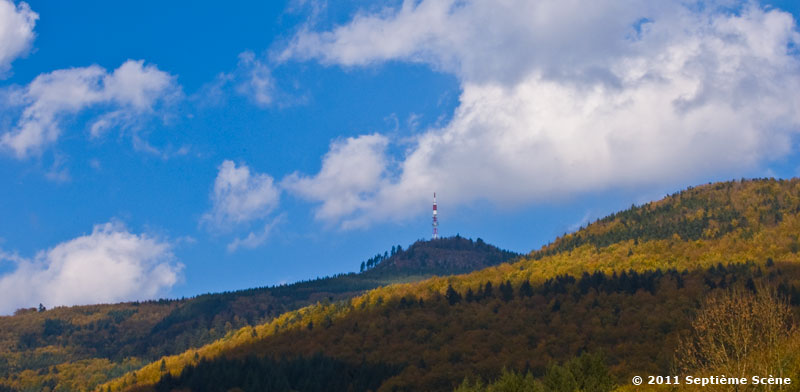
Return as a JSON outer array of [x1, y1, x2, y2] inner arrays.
[[500, 280, 514, 302], [519, 280, 534, 297], [445, 285, 462, 305], [465, 288, 475, 303], [154, 354, 400, 392], [483, 281, 493, 299]]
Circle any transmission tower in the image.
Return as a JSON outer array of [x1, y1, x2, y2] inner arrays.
[[432, 192, 439, 240]]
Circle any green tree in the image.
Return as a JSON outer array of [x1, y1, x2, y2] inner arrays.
[[543, 363, 578, 392], [565, 352, 615, 392], [487, 369, 542, 392], [542, 352, 615, 392]]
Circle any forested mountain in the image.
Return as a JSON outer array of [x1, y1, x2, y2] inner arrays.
[[0, 237, 518, 392], [102, 178, 800, 392], [364, 235, 517, 276]]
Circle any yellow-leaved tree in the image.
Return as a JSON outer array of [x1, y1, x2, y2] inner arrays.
[[675, 287, 799, 391]]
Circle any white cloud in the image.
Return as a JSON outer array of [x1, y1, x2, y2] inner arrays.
[[195, 51, 276, 108], [226, 215, 284, 252], [44, 153, 70, 182], [0, 0, 37, 76], [282, 134, 389, 226], [0, 249, 25, 264], [0, 60, 178, 158], [235, 51, 275, 107], [280, 0, 800, 227], [0, 222, 182, 314], [203, 160, 281, 229], [204, 160, 283, 251], [281, 0, 676, 85]]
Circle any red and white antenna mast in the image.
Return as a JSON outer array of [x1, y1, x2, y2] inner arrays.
[[432, 192, 439, 240]]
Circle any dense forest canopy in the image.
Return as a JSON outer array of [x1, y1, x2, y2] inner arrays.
[[3, 178, 800, 391], [0, 236, 517, 392], [94, 178, 800, 392]]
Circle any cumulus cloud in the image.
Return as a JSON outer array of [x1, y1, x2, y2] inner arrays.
[[280, 0, 800, 227], [281, 1, 674, 85], [203, 160, 281, 230], [0, 59, 179, 158], [0, 0, 37, 76], [282, 134, 389, 225], [0, 222, 182, 314]]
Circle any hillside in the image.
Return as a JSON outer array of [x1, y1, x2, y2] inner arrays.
[[104, 178, 800, 392], [0, 237, 518, 392]]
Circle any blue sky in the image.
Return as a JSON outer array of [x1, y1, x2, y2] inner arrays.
[[0, 0, 798, 313]]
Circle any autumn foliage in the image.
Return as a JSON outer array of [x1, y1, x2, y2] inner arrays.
[[6, 178, 800, 391]]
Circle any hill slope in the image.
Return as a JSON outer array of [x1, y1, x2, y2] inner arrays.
[[106, 178, 800, 392], [0, 237, 518, 392]]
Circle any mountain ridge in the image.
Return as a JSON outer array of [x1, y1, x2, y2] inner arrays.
[[103, 177, 800, 392], [0, 237, 519, 392]]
